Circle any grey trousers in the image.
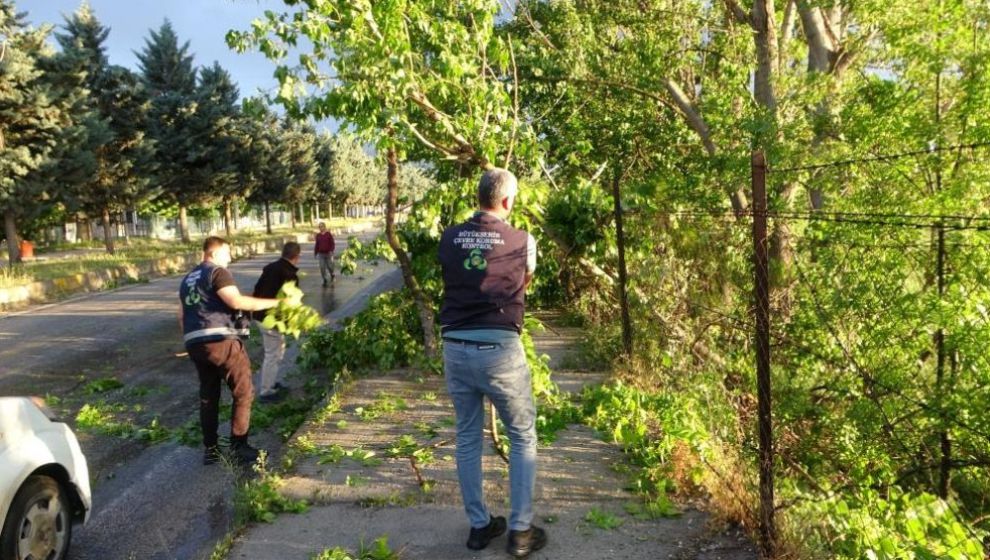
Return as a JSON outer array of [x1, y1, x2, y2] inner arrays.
[[318, 253, 335, 282]]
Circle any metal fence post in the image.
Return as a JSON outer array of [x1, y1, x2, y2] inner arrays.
[[752, 150, 776, 558]]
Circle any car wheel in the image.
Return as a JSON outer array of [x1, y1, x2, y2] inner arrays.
[[0, 475, 72, 560]]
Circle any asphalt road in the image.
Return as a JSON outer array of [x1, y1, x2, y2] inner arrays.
[[0, 234, 402, 560]]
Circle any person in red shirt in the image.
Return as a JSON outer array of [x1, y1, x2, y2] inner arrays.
[[314, 222, 336, 286]]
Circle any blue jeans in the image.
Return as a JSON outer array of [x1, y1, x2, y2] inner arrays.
[[444, 337, 537, 531]]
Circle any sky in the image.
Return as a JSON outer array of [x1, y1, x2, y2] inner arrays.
[[21, 0, 284, 102]]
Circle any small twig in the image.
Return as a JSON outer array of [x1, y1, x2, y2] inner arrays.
[[504, 34, 520, 168]]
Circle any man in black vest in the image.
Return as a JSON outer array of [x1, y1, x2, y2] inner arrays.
[[179, 237, 279, 466], [438, 168, 545, 557]]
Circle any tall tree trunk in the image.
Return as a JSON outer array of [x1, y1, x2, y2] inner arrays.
[[232, 201, 240, 231], [178, 204, 190, 243], [289, 204, 297, 229], [611, 167, 633, 357], [386, 147, 437, 359], [121, 212, 130, 245], [102, 207, 116, 255], [4, 208, 20, 266], [315, 204, 321, 222], [223, 197, 233, 238], [327, 201, 333, 220], [264, 201, 273, 234], [753, 0, 779, 122]]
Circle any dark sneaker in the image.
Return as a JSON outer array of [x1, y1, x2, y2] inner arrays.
[[466, 515, 506, 551], [507, 525, 547, 558], [273, 381, 288, 392], [322, 279, 328, 287], [231, 439, 262, 466], [203, 446, 223, 465]]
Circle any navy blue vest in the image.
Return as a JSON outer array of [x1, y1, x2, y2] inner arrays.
[[439, 212, 529, 334], [180, 262, 239, 348]]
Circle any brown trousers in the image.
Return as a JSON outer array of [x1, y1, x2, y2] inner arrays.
[[187, 338, 254, 448]]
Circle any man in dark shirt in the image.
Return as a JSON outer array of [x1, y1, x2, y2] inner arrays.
[[179, 236, 279, 466], [251, 242, 301, 403], [438, 169, 544, 558], [314, 222, 335, 286]]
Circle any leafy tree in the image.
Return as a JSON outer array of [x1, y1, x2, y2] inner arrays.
[[138, 19, 200, 241], [229, 0, 529, 358], [55, 5, 153, 253], [279, 118, 317, 228], [193, 61, 242, 236], [0, 2, 68, 265]]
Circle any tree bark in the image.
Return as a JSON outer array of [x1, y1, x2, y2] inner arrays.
[[232, 201, 240, 231], [611, 167, 633, 357], [4, 208, 20, 266], [386, 147, 438, 359], [264, 201, 273, 234], [101, 207, 116, 254], [327, 201, 333, 220], [223, 198, 234, 238], [753, 0, 779, 120], [289, 204, 297, 229], [178, 205, 190, 242]]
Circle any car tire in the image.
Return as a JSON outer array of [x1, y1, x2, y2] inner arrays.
[[0, 475, 73, 560]]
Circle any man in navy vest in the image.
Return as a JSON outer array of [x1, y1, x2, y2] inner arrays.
[[438, 168, 545, 557], [179, 237, 279, 466]]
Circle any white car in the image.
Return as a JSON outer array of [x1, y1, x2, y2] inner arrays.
[[0, 397, 92, 560]]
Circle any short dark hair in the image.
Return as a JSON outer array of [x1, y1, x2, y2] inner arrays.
[[203, 236, 228, 255], [478, 168, 518, 209], [282, 241, 301, 259]]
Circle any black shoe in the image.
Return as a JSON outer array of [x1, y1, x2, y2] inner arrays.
[[506, 525, 547, 558], [467, 515, 506, 551], [230, 437, 262, 466], [322, 279, 328, 287], [273, 381, 288, 392], [203, 446, 223, 465]]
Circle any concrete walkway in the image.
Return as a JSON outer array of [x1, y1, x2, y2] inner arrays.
[[228, 322, 756, 560]]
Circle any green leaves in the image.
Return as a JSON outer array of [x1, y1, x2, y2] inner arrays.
[[262, 281, 323, 339]]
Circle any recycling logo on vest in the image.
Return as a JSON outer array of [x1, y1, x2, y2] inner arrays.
[[463, 248, 488, 271], [454, 229, 504, 272]]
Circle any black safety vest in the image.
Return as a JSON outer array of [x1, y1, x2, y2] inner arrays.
[[179, 262, 240, 348], [438, 212, 529, 334]]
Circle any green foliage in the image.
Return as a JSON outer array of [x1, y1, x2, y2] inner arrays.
[[584, 507, 623, 530], [253, 394, 323, 441], [312, 537, 399, 560], [82, 376, 124, 394], [790, 488, 986, 560], [299, 290, 424, 373], [235, 454, 309, 523], [581, 382, 709, 498], [74, 402, 170, 443], [262, 281, 323, 339], [386, 434, 435, 466], [357, 392, 408, 421]]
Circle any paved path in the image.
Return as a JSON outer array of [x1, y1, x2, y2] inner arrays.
[[229, 320, 756, 560], [0, 233, 402, 560]]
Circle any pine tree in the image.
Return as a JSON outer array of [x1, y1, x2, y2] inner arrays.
[[246, 113, 291, 234], [138, 20, 199, 241], [52, 4, 154, 254], [193, 62, 242, 237], [135, 19, 195, 96], [0, 1, 67, 265]]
